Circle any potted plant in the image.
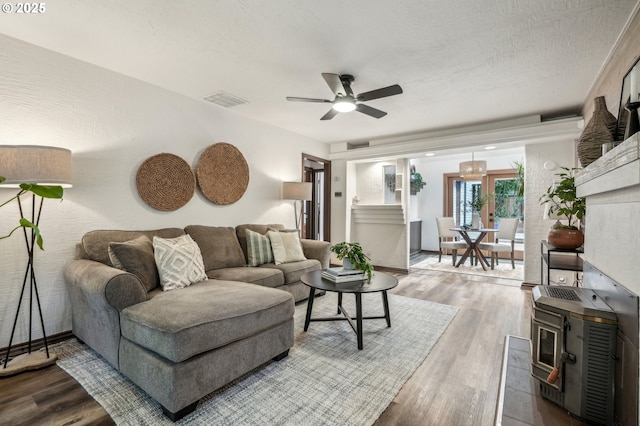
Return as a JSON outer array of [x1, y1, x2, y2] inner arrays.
[[410, 165, 426, 195], [539, 167, 585, 249], [330, 242, 374, 281], [465, 192, 492, 229], [0, 176, 64, 249]]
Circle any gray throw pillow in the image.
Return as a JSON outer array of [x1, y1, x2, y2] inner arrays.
[[108, 235, 159, 292]]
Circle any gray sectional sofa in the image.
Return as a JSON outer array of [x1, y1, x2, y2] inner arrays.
[[63, 224, 330, 421]]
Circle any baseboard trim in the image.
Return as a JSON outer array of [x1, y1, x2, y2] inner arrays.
[[1, 331, 74, 359]]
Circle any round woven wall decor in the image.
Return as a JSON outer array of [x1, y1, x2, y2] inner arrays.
[[136, 153, 196, 211], [196, 142, 249, 205]]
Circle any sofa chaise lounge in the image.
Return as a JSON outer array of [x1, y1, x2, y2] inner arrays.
[[64, 224, 330, 421]]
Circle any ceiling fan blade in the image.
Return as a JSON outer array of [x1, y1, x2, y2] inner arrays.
[[320, 108, 339, 120], [356, 104, 387, 119], [286, 96, 332, 103], [356, 84, 403, 102], [321, 73, 346, 96]]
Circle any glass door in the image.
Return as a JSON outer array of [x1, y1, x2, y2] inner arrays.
[[488, 172, 524, 260], [445, 174, 489, 228]]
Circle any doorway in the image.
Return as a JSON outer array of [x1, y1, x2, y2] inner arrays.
[[302, 153, 331, 241], [444, 169, 524, 259]]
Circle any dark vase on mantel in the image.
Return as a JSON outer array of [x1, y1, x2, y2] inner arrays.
[[624, 101, 640, 140], [577, 96, 617, 167]]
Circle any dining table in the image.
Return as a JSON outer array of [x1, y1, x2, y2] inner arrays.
[[450, 227, 496, 271]]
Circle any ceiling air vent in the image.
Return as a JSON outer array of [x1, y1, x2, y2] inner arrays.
[[203, 91, 248, 108]]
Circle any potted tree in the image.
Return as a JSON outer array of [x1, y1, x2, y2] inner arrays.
[[539, 167, 585, 249], [330, 242, 374, 281]]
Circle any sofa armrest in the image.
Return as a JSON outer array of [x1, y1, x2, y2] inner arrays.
[[300, 239, 331, 269], [64, 259, 147, 368], [64, 259, 147, 311]]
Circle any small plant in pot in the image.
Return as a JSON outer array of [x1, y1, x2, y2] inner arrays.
[[465, 192, 492, 229], [330, 242, 374, 281], [539, 167, 585, 249]]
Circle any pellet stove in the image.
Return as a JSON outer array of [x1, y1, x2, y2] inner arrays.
[[531, 285, 618, 425]]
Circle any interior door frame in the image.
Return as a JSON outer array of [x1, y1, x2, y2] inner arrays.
[[302, 153, 331, 241], [444, 168, 523, 258]]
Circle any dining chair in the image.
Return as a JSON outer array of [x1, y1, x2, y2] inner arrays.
[[478, 218, 520, 269], [435, 217, 469, 265]]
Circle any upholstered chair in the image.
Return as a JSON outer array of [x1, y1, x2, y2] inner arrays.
[[478, 218, 520, 269], [435, 217, 469, 266]]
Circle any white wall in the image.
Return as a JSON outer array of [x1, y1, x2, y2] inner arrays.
[[0, 35, 328, 346], [523, 141, 578, 285]]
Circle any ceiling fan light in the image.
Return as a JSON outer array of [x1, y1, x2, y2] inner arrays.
[[333, 98, 356, 112]]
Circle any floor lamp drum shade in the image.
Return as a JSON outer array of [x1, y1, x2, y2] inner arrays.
[[282, 181, 313, 200], [0, 145, 73, 187], [282, 182, 312, 230]]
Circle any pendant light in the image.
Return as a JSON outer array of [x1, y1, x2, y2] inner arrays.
[[459, 152, 487, 180]]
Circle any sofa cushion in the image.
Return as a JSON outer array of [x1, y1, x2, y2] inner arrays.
[[261, 259, 321, 285], [120, 280, 294, 363], [245, 229, 274, 266], [153, 235, 207, 291], [185, 225, 246, 271], [235, 224, 283, 262], [206, 267, 284, 288], [267, 230, 306, 265], [108, 235, 159, 292], [81, 228, 185, 266]]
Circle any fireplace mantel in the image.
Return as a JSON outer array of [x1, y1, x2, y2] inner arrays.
[[576, 133, 640, 426], [576, 132, 639, 198], [575, 133, 640, 295]]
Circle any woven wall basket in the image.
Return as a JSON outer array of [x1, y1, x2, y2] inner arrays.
[[577, 96, 616, 167], [196, 142, 249, 205], [136, 153, 196, 211]]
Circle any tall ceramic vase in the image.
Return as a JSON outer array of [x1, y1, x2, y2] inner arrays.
[[471, 213, 480, 229], [577, 96, 617, 167]]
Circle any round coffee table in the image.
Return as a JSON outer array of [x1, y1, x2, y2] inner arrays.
[[301, 270, 398, 350]]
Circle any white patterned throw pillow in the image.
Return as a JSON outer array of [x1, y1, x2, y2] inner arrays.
[[153, 235, 207, 291], [245, 229, 274, 266], [267, 230, 306, 265]]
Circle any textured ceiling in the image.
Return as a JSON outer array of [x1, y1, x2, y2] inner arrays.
[[1, 0, 637, 144]]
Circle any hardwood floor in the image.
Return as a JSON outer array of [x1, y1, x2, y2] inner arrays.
[[0, 268, 531, 426]]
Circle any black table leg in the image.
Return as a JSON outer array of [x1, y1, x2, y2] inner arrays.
[[304, 288, 316, 332], [337, 292, 342, 314], [382, 291, 391, 327], [356, 293, 363, 350]]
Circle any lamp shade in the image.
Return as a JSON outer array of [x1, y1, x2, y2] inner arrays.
[[0, 145, 72, 188], [459, 160, 487, 180], [282, 181, 312, 200], [459, 152, 487, 180]]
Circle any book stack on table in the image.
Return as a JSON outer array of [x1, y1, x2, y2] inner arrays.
[[321, 267, 365, 283]]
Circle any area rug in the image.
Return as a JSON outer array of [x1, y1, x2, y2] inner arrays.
[[52, 292, 457, 426], [412, 254, 524, 282]]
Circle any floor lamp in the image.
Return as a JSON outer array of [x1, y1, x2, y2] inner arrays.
[[282, 181, 313, 232], [0, 145, 72, 376]]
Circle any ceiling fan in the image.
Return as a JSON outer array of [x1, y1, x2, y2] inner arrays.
[[286, 73, 403, 120]]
